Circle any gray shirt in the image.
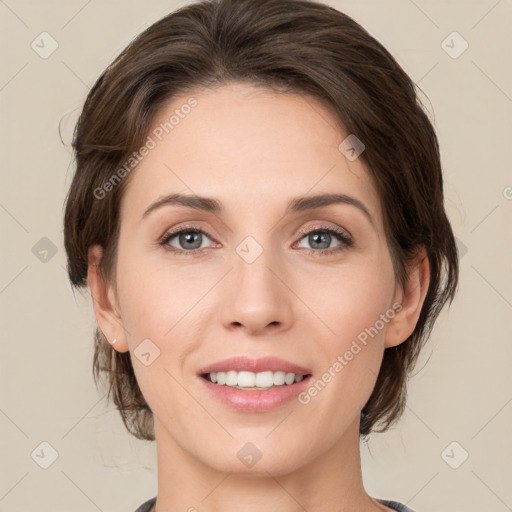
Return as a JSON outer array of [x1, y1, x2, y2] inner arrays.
[[134, 496, 416, 511]]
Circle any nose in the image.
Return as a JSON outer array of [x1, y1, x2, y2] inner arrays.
[[219, 245, 294, 336]]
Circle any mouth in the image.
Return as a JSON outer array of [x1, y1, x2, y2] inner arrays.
[[196, 356, 313, 412], [200, 370, 312, 390], [197, 355, 312, 377]]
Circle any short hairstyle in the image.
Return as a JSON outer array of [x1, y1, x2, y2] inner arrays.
[[63, 0, 459, 440]]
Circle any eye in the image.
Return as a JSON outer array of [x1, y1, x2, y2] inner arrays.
[[160, 225, 217, 254], [159, 224, 353, 257], [294, 225, 353, 255]]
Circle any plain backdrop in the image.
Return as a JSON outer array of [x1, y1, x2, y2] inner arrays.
[[1, 1, 511, 511]]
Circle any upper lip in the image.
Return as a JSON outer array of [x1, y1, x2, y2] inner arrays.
[[198, 356, 312, 376]]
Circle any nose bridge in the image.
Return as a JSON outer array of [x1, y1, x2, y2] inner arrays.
[[236, 238, 279, 292], [220, 233, 293, 333], [234, 233, 284, 303]]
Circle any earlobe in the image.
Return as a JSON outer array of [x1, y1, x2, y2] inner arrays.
[[87, 245, 129, 353], [384, 247, 430, 349]]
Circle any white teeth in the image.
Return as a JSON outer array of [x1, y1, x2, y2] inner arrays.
[[273, 371, 285, 386], [226, 370, 238, 386], [206, 370, 307, 388]]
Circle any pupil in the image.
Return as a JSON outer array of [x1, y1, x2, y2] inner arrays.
[[181, 231, 202, 249], [310, 232, 330, 249]]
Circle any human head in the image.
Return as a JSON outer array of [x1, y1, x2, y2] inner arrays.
[[63, 0, 458, 443]]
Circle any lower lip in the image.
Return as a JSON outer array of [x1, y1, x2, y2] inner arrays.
[[198, 374, 313, 412]]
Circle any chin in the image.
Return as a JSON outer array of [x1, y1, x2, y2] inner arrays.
[[190, 435, 312, 477]]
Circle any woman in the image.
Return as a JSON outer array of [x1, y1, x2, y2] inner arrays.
[[63, 0, 459, 510]]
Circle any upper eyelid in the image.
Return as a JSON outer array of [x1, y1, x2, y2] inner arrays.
[[162, 223, 348, 236], [296, 223, 351, 239]]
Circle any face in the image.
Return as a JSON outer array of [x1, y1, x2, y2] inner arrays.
[[101, 82, 406, 475]]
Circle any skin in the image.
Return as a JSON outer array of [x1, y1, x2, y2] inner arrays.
[[88, 82, 429, 512]]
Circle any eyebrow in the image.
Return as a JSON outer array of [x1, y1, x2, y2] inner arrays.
[[141, 192, 374, 226]]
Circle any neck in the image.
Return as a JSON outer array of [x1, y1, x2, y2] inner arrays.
[[151, 416, 389, 512]]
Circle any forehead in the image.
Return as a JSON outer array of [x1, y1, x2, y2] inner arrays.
[[120, 82, 382, 227]]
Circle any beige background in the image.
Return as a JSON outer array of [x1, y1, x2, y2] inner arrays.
[[1, 0, 511, 511]]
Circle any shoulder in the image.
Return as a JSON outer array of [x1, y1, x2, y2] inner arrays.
[[133, 496, 417, 512], [133, 496, 156, 512], [132, 496, 416, 512], [376, 498, 417, 512]]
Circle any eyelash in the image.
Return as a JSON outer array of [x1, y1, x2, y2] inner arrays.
[[159, 224, 353, 257]]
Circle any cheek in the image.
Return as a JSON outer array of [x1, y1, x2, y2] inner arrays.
[[308, 257, 395, 341], [115, 245, 205, 338], [114, 247, 209, 401], [303, 254, 395, 401]]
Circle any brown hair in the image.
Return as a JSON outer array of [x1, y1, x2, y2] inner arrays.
[[63, 0, 459, 440]]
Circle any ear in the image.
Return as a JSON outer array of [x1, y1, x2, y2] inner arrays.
[[384, 247, 430, 348], [87, 245, 129, 353]]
